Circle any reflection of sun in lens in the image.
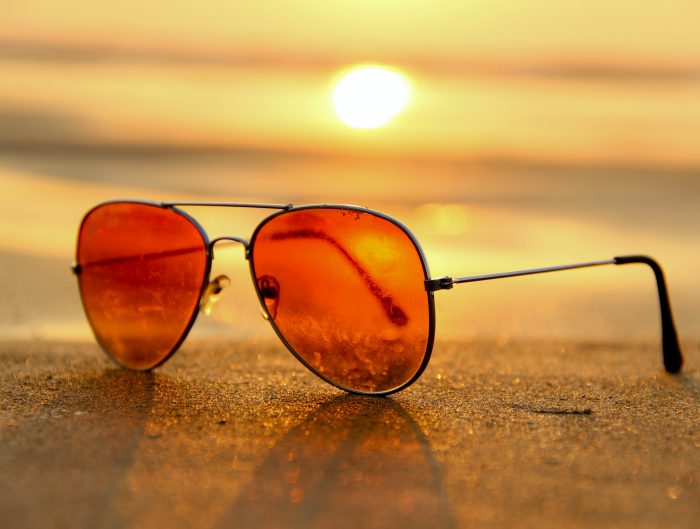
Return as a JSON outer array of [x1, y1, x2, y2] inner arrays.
[[332, 65, 411, 129]]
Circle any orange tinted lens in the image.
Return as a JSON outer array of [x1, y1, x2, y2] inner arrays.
[[252, 208, 431, 393], [77, 202, 208, 369]]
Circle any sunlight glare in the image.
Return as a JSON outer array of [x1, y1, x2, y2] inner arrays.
[[332, 65, 411, 129]]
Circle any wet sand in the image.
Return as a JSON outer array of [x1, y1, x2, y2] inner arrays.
[[1, 339, 698, 529]]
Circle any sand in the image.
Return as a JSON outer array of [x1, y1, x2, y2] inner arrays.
[[0, 339, 697, 529]]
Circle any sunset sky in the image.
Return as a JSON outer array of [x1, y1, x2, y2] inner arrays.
[[2, 1, 699, 163], [4, 1, 700, 65]]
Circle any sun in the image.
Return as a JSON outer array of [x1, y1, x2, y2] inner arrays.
[[332, 65, 411, 129]]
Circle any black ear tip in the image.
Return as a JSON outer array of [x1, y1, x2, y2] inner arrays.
[[663, 346, 683, 373], [665, 361, 683, 374], [662, 330, 683, 372], [615, 255, 684, 374]]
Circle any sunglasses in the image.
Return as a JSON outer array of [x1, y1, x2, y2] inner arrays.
[[72, 200, 684, 395]]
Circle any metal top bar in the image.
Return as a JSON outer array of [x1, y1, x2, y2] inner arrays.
[[452, 259, 616, 285], [161, 201, 293, 210]]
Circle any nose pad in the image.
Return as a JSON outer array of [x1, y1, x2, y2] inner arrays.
[[257, 275, 280, 320], [199, 274, 231, 316]]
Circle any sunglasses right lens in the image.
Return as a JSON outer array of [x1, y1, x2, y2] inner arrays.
[[76, 202, 209, 370], [251, 207, 431, 394]]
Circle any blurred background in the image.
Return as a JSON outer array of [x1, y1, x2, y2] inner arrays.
[[1, 1, 698, 347]]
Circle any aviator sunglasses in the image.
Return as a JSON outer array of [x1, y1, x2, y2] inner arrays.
[[72, 200, 684, 395]]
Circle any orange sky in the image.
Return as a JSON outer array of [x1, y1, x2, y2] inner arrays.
[[3, 1, 700, 67], [3, 57, 699, 166], [3, 1, 700, 164]]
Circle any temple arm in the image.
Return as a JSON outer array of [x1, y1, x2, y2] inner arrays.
[[425, 255, 683, 373]]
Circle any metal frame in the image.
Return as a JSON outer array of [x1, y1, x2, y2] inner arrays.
[[425, 256, 683, 373], [73, 199, 684, 395], [161, 201, 293, 211]]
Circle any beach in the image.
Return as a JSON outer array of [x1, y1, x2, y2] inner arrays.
[[1, 339, 698, 529], [1, 3, 699, 526]]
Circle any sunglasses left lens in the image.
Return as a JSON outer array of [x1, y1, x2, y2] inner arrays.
[[76, 202, 208, 369]]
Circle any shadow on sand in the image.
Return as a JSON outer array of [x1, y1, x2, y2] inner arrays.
[[214, 395, 456, 529]]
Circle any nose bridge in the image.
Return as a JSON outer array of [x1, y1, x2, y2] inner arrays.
[[208, 236, 250, 259]]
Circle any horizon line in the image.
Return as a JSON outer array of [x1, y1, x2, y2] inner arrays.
[[2, 38, 700, 83], [2, 140, 700, 176]]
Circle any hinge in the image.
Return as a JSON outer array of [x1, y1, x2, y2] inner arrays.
[[71, 261, 82, 275], [424, 276, 454, 292]]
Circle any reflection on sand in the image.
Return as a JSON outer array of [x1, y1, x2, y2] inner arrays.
[[216, 396, 455, 529], [0, 346, 458, 529]]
